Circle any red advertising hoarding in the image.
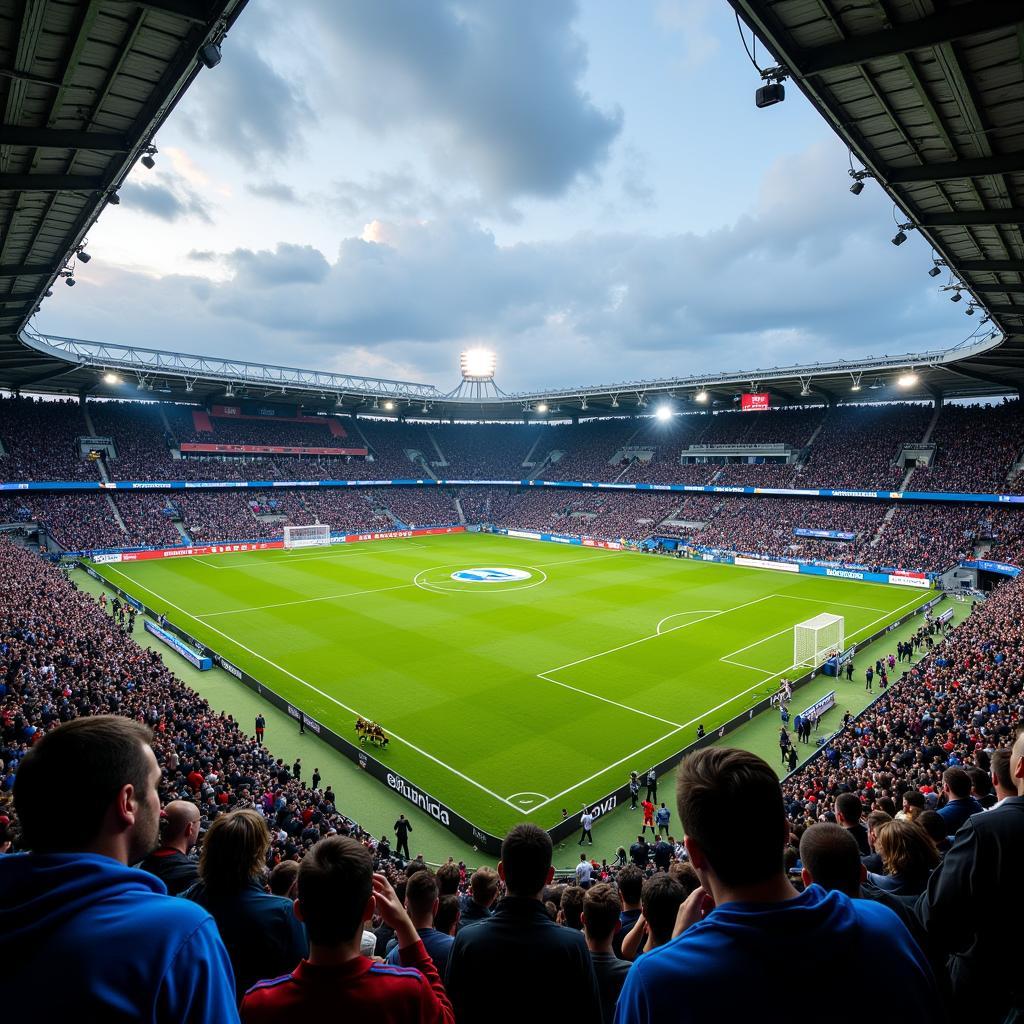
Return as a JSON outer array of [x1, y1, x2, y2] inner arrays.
[[741, 392, 770, 412]]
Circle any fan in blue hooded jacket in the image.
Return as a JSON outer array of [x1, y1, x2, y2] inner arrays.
[[615, 747, 942, 1024], [0, 716, 239, 1023]]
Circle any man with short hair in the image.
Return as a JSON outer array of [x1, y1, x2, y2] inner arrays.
[[254, 713, 266, 746], [630, 833, 650, 868], [385, 868, 454, 977], [139, 798, 201, 895], [579, 805, 594, 846], [655, 802, 671, 836], [798, 822, 864, 897], [612, 864, 643, 960], [240, 836, 453, 1022], [445, 823, 600, 1021], [582, 883, 629, 1024], [576, 852, 593, 888], [835, 793, 869, 856], [989, 748, 1015, 810], [937, 767, 983, 832], [862, 810, 892, 873], [0, 716, 238, 1022], [460, 866, 499, 925], [616, 747, 940, 1024], [916, 723, 1024, 1023]]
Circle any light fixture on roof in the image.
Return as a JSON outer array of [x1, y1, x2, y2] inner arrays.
[[460, 347, 497, 382], [655, 404, 673, 422], [422, 403, 430, 414], [76, 247, 91, 264], [199, 41, 222, 69], [335, 394, 345, 407], [850, 383, 862, 392], [891, 224, 913, 246], [107, 192, 120, 206], [850, 372, 863, 393], [897, 372, 919, 388], [536, 402, 549, 413], [965, 304, 976, 316], [950, 290, 962, 303], [928, 264, 942, 278], [754, 66, 788, 108], [637, 394, 647, 407], [61, 270, 75, 287], [371, 398, 379, 410], [44, 288, 53, 298], [610, 396, 619, 408], [383, 400, 395, 411], [848, 169, 872, 196], [695, 389, 708, 403], [224, 384, 235, 398], [140, 144, 157, 170], [103, 372, 120, 385]]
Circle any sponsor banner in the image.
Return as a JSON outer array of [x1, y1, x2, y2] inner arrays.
[[121, 541, 283, 561], [741, 392, 770, 412], [181, 443, 367, 456], [734, 556, 800, 573], [960, 558, 1021, 578], [286, 705, 322, 735], [887, 573, 932, 589], [124, 594, 143, 612], [794, 528, 857, 541], [506, 529, 542, 540], [144, 619, 212, 671], [938, 607, 955, 625], [798, 690, 837, 718], [91, 552, 122, 564], [582, 538, 623, 550], [216, 656, 243, 680]]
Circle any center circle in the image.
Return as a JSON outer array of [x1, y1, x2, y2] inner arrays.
[[450, 567, 532, 582], [413, 563, 548, 594]]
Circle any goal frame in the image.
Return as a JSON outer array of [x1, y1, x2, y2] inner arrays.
[[283, 523, 331, 550], [793, 613, 845, 669]]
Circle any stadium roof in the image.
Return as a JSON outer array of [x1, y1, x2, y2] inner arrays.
[[1, 0, 1022, 420], [0, 0, 248, 385]]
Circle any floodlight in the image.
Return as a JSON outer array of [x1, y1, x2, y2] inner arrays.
[[891, 230, 907, 246], [965, 305, 976, 316], [950, 291, 962, 303], [536, 402, 549, 413], [383, 400, 395, 411], [140, 144, 157, 170], [199, 41, 222, 69], [103, 372, 120, 384], [655, 404, 673, 421], [849, 180, 864, 196], [77, 249, 91, 263], [460, 348, 497, 382], [928, 265, 941, 277], [695, 389, 708, 403], [65, 276, 75, 287], [897, 373, 918, 387], [107, 192, 120, 205], [44, 289, 53, 297], [850, 383, 861, 392]]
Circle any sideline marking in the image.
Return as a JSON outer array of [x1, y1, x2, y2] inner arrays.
[[194, 540, 427, 569]]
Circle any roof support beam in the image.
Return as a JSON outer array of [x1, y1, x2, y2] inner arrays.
[[0, 264, 52, 277], [958, 261, 1024, 273], [887, 153, 1024, 184], [984, 305, 1024, 316], [0, 127, 130, 151], [0, 173, 104, 191], [794, 2, 1024, 76], [917, 210, 1024, 227], [970, 284, 1024, 295], [134, 1, 216, 23]]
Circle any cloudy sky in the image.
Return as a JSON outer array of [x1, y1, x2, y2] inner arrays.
[[35, 0, 983, 392]]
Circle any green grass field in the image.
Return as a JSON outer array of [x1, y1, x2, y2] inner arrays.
[[92, 533, 934, 836]]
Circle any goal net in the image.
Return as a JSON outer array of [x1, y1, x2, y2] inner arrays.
[[794, 613, 845, 668], [283, 523, 331, 550]]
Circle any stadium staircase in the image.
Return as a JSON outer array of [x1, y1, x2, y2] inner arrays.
[[452, 493, 467, 524], [521, 432, 546, 471], [105, 496, 129, 538], [426, 429, 449, 468], [920, 403, 942, 446]]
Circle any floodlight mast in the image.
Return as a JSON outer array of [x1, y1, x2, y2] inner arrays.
[[447, 348, 506, 400]]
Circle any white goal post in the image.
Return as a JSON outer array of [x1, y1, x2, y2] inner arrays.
[[794, 613, 845, 668], [283, 523, 331, 550]]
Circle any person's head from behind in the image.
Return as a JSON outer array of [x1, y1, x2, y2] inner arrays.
[[901, 790, 925, 818], [916, 810, 949, 848], [668, 859, 701, 897], [559, 885, 584, 930], [435, 860, 460, 896], [1011, 722, 1024, 797], [676, 747, 787, 895], [866, 809, 893, 850], [498, 823, 554, 898], [469, 865, 499, 908], [295, 836, 374, 947], [269, 859, 300, 898], [875, 819, 940, 881], [404, 867, 439, 926], [942, 767, 971, 801], [582, 883, 620, 950], [435, 894, 460, 936], [798, 823, 864, 898], [161, 799, 200, 854], [641, 874, 686, 948], [616, 864, 644, 908], [835, 793, 863, 828], [991, 749, 1014, 799], [198, 808, 270, 891], [14, 716, 159, 863]]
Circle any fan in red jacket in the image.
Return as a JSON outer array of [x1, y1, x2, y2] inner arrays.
[[240, 836, 453, 1024]]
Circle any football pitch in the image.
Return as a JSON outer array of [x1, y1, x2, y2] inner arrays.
[[92, 533, 933, 836]]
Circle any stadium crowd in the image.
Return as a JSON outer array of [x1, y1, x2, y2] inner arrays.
[[0, 530, 1021, 1020]]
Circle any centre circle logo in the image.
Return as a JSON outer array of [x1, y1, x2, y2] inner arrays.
[[450, 567, 533, 583]]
